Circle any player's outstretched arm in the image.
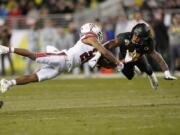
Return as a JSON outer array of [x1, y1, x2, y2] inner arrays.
[[14, 48, 36, 60], [149, 50, 177, 80], [102, 39, 120, 49], [82, 37, 122, 66]]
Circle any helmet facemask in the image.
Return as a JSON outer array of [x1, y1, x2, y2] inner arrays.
[[97, 31, 103, 43]]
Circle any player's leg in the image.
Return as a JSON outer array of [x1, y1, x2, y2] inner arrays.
[[0, 74, 38, 93], [0, 65, 60, 93], [14, 48, 68, 66], [136, 57, 153, 75], [35, 54, 67, 66], [0, 55, 68, 93], [136, 56, 158, 89], [0, 45, 36, 60], [0, 45, 67, 65], [1, 45, 71, 70], [122, 63, 135, 80]]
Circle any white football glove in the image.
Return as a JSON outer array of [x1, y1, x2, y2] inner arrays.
[[124, 50, 133, 63], [0, 45, 9, 54], [124, 50, 136, 63], [88, 51, 101, 68], [116, 62, 124, 72], [164, 70, 177, 80]]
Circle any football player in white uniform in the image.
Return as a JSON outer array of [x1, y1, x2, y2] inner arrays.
[[0, 23, 123, 93]]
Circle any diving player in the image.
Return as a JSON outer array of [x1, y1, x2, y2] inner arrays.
[[0, 23, 123, 93], [88, 23, 177, 89]]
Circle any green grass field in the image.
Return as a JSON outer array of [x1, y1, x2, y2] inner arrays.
[[0, 77, 180, 135]]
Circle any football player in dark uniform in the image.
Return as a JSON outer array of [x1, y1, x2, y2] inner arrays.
[[88, 23, 177, 89]]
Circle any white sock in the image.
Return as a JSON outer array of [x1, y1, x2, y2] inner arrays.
[[150, 73, 158, 82], [9, 47, 15, 53], [10, 79, 17, 86]]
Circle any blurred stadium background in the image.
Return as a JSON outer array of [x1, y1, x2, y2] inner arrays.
[[0, 0, 180, 135]]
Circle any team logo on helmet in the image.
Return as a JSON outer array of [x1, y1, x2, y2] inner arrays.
[[144, 47, 149, 51]]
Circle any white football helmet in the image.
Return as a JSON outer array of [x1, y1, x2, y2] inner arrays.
[[80, 23, 103, 43]]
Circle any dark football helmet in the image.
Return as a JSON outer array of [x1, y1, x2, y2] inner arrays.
[[131, 23, 151, 44]]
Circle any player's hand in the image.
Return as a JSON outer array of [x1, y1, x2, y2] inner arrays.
[[124, 50, 133, 63], [124, 50, 137, 63], [88, 51, 101, 68], [116, 61, 124, 72], [164, 70, 177, 80]]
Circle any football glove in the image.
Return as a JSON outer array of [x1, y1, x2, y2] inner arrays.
[[124, 50, 137, 63], [88, 51, 101, 68], [124, 50, 133, 63], [116, 62, 124, 72]]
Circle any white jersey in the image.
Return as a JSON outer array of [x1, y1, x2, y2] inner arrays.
[[67, 33, 96, 68], [35, 33, 98, 81]]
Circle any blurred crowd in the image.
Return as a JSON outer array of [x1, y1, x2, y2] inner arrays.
[[0, 0, 179, 18], [0, 0, 105, 18], [0, 0, 180, 76]]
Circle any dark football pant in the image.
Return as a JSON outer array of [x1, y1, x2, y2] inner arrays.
[[122, 56, 153, 80]]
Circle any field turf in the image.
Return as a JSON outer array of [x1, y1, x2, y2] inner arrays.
[[0, 77, 180, 135]]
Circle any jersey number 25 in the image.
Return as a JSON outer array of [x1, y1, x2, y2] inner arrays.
[[80, 51, 94, 63]]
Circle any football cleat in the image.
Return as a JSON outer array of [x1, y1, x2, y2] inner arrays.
[[0, 79, 11, 93], [0, 45, 9, 54], [164, 70, 177, 80], [148, 73, 158, 90]]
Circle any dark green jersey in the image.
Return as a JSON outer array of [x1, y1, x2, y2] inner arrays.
[[116, 32, 155, 61]]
